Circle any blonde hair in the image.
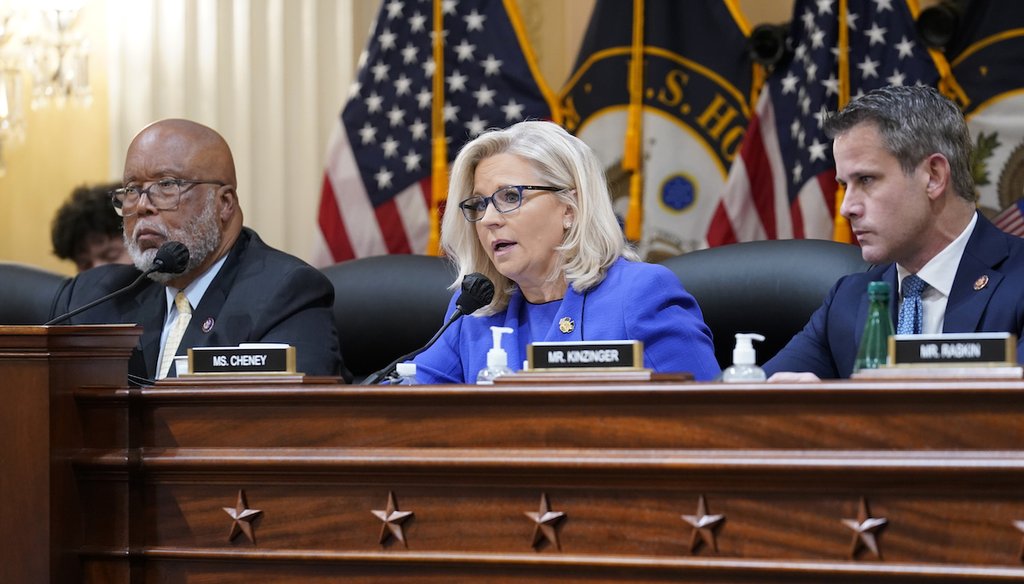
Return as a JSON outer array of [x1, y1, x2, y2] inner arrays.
[[442, 120, 637, 313]]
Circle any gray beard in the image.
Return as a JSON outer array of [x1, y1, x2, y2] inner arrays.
[[124, 200, 222, 284]]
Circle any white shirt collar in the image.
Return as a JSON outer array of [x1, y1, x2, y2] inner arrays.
[[896, 212, 977, 298], [163, 252, 230, 315]]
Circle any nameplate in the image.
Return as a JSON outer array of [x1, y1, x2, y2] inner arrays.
[[527, 340, 643, 371], [889, 332, 1016, 366], [188, 344, 297, 374]]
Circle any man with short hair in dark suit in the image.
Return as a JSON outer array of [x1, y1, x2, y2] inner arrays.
[[765, 85, 1024, 380], [52, 119, 350, 383]]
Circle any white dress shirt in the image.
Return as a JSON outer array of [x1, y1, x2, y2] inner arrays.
[[895, 213, 977, 334]]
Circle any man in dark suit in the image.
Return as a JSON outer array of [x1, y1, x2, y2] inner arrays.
[[765, 85, 1024, 380], [52, 119, 350, 383]]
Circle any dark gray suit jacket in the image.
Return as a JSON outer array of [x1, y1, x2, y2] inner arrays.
[[51, 227, 350, 383]]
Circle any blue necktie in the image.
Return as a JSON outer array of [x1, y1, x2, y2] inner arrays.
[[897, 274, 927, 335]]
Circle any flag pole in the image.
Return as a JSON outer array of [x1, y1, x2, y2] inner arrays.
[[623, 0, 645, 242], [831, 0, 854, 244], [428, 0, 447, 256]]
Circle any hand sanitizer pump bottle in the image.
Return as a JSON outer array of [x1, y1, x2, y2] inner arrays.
[[721, 333, 767, 382], [476, 326, 515, 384], [395, 362, 418, 385]]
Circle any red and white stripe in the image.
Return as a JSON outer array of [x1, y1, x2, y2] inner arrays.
[[707, 91, 835, 246], [993, 202, 1024, 237], [313, 123, 432, 266]]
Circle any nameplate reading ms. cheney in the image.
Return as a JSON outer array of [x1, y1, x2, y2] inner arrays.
[[189, 345, 297, 374], [527, 340, 644, 371]]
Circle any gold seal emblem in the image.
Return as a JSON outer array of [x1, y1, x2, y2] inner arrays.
[[974, 274, 989, 291], [558, 317, 575, 334]]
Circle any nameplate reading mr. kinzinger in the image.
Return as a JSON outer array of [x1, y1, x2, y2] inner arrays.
[[527, 340, 643, 371]]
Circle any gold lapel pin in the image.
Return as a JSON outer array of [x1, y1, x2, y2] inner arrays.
[[558, 317, 575, 334], [974, 275, 989, 291]]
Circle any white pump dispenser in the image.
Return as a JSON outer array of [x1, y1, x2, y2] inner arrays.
[[477, 326, 515, 384], [721, 333, 767, 382]]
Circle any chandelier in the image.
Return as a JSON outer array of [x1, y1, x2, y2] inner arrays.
[[0, 0, 91, 175]]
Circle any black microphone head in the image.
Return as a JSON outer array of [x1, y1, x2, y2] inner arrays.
[[456, 272, 494, 314], [152, 241, 190, 274]]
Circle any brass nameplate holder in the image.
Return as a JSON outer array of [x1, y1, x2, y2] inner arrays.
[[187, 344, 297, 375], [889, 332, 1016, 366], [853, 332, 1021, 380], [527, 340, 644, 371]]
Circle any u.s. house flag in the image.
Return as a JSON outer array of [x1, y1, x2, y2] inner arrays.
[[946, 0, 1024, 236], [314, 0, 557, 264], [561, 0, 756, 261]]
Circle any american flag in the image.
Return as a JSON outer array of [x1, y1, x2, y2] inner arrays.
[[993, 200, 1024, 237], [314, 0, 556, 264], [707, 0, 946, 246]]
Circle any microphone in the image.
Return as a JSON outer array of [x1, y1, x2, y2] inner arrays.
[[151, 241, 190, 275], [361, 272, 495, 385], [45, 241, 190, 325]]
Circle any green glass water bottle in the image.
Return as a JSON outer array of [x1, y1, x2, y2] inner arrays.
[[853, 281, 895, 372]]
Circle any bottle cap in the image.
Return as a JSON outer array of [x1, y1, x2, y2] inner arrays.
[[487, 326, 513, 368], [395, 362, 416, 377], [867, 281, 890, 300], [733, 333, 765, 365]]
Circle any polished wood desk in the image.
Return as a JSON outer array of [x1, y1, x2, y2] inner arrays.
[[4, 326, 1024, 582]]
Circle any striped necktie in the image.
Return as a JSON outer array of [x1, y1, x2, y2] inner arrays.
[[158, 291, 192, 379]]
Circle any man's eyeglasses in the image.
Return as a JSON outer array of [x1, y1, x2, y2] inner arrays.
[[458, 185, 565, 222], [110, 179, 228, 217]]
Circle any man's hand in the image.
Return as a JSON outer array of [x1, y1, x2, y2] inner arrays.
[[767, 371, 821, 383]]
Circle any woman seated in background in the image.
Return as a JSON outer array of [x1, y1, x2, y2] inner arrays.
[[413, 120, 718, 383]]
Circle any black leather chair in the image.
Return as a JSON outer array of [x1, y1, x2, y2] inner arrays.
[[0, 262, 69, 325], [659, 239, 869, 368], [321, 254, 458, 382]]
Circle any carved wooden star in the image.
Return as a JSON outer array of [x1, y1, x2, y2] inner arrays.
[[223, 490, 262, 544], [681, 495, 725, 554], [371, 491, 414, 547], [842, 497, 887, 559], [524, 493, 566, 551], [1013, 520, 1024, 560]]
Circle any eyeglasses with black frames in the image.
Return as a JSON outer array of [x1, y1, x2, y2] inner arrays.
[[110, 178, 228, 217], [457, 185, 565, 222]]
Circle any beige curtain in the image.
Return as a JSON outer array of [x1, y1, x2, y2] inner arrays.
[[105, 0, 359, 262]]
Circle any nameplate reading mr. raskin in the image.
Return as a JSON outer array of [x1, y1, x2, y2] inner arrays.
[[528, 340, 643, 371], [189, 345, 296, 374], [890, 332, 1016, 366]]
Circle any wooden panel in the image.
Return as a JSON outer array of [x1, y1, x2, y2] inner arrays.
[[73, 378, 1024, 581], [6, 326, 1024, 583], [134, 382, 1024, 450]]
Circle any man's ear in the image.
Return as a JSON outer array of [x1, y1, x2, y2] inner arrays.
[[924, 153, 951, 200], [216, 185, 238, 223]]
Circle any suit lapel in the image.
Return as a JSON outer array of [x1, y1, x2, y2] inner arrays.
[[544, 289, 583, 342], [132, 281, 167, 379], [944, 217, 1008, 332], [172, 230, 250, 364]]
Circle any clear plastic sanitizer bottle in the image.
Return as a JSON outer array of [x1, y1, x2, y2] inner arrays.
[[721, 333, 767, 382], [476, 326, 515, 384], [395, 362, 418, 385]]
